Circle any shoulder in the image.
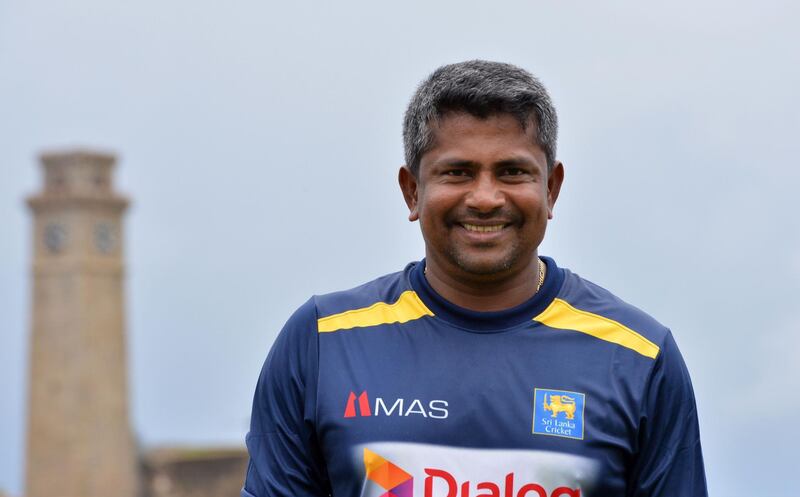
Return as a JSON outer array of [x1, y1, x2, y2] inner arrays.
[[273, 263, 421, 344], [541, 265, 672, 360], [311, 263, 428, 334], [313, 264, 416, 318], [280, 264, 416, 327], [280, 263, 425, 335]]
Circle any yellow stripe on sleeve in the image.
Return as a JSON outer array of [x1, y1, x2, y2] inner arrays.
[[317, 291, 434, 333], [533, 298, 660, 359]]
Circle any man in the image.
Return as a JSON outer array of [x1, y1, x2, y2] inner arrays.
[[242, 60, 707, 497]]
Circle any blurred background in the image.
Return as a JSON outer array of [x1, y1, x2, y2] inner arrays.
[[1, 0, 798, 495]]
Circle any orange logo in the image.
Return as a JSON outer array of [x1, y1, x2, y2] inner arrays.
[[363, 448, 413, 497]]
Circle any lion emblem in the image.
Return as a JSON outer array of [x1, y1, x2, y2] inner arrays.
[[543, 394, 576, 419]]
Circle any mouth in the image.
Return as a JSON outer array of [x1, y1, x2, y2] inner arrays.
[[460, 222, 508, 233]]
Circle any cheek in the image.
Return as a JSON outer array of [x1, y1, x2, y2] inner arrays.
[[517, 195, 550, 226], [418, 190, 458, 219]]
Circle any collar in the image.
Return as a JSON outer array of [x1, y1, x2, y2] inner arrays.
[[408, 256, 564, 332]]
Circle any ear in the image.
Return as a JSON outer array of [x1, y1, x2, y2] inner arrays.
[[546, 161, 565, 220], [398, 166, 420, 222]]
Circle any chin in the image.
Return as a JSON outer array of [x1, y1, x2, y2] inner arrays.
[[448, 250, 520, 276]]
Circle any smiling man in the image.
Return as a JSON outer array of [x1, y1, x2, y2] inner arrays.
[[398, 110, 561, 311], [242, 61, 707, 497]]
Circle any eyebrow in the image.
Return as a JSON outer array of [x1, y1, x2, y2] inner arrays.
[[432, 156, 536, 169], [433, 159, 479, 169], [495, 157, 536, 168]]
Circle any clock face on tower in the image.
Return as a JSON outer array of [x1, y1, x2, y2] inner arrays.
[[44, 223, 67, 254], [94, 222, 117, 254]]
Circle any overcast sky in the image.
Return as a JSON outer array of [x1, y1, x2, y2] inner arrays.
[[1, 1, 799, 495]]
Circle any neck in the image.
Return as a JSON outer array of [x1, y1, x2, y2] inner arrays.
[[423, 254, 542, 312]]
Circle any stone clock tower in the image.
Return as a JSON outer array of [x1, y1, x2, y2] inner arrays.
[[25, 150, 138, 497]]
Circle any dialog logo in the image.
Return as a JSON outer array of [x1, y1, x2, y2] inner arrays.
[[363, 448, 413, 497], [532, 388, 586, 440], [357, 442, 599, 497]]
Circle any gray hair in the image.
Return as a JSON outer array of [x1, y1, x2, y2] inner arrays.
[[403, 60, 558, 175]]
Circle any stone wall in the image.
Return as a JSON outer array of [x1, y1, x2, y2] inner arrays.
[[142, 448, 248, 497]]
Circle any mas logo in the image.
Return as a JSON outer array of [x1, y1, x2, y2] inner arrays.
[[345, 391, 373, 417], [364, 448, 413, 497], [532, 388, 586, 440], [344, 390, 448, 419]]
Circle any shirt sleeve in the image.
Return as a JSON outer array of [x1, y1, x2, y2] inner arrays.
[[627, 330, 707, 497], [242, 297, 331, 497]]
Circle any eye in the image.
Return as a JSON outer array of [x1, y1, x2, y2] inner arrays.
[[503, 167, 526, 176], [445, 169, 469, 177]]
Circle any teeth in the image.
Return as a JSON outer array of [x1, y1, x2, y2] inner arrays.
[[463, 223, 505, 233]]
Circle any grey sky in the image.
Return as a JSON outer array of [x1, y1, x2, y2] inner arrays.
[[2, 1, 799, 495]]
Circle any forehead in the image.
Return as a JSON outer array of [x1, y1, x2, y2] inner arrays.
[[434, 111, 534, 138], [420, 112, 546, 169]]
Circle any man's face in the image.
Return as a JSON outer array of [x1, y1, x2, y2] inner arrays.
[[399, 111, 563, 279]]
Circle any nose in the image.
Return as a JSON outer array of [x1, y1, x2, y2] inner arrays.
[[465, 172, 505, 213]]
